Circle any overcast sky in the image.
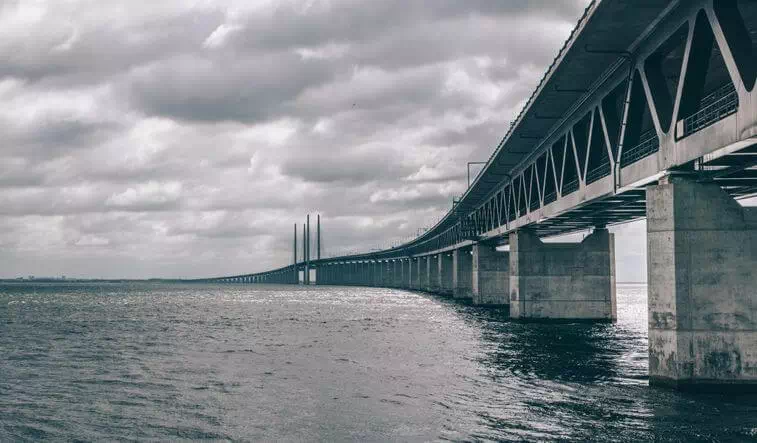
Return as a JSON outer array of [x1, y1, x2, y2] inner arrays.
[[0, 0, 650, 281]]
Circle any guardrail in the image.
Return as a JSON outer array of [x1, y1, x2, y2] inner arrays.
[[563, 179, 579, 195], [677, 83, 738, 139], [621, 129, 659, 167], [586, 161, 611, 184]]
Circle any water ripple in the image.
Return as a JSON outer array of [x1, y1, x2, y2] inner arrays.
[[1, 282, 756, 441]]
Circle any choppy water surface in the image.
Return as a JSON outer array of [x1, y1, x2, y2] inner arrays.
[[1, 283, 755, 441]]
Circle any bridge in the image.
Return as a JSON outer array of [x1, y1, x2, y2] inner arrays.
[[193, 0, 757, 390]]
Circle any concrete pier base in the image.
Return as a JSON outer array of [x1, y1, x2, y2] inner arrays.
[[404, 259, 412, 289], [419, 257, 429, 291], [392, 260, 403, 288], [411, 258, 421, 290], [428, 255, 440, 293], [647, 176, 757, 389], [382, 261, 392, 287], [471, 243, 509, 306], [509, 229, 616, 321], [438, 253, 453, 296], [453, 247, 473, 299]]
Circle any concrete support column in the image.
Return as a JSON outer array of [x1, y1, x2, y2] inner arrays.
[[377, 261, 385, 287], [647, 177, 757, 389], [419, 256, 429, 291], [398, 260, 405, 288], [383, 261, 391, 287], [383, 261, 392, 287], [406, 259, 415, 289], [371, 261, 378, 287], [362, 262, 369, 286], [438, 252, 453, 296], [471, 243, 510, 306], [412, 258, 422, 290], [391, 260, 399, 287], [509, 228, 616, 321], [428, 255, 440, 293], [453, 247, 473, 299], [347, 262, 354, 286]]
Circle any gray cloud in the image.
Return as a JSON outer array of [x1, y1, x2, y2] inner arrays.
[[0, 0, 623, 280]]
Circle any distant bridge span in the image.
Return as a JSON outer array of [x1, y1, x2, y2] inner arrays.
[[196, 0, 757, 389]]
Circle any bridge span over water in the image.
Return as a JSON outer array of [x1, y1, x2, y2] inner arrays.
[[195, 0, 757, 389]]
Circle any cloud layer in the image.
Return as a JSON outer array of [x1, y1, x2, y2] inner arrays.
[[0, 0, 648, 280]]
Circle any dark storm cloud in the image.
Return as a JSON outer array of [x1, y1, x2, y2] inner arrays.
[[126, 52, 337, 123], [280, 146, 415, 184], [0, 7, 225, 85], [0, 0, 601, 279]]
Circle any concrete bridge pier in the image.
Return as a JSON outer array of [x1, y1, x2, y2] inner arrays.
[[384, 260, 394, 287], [508, 228, 616, 321], [438, 252, 453, 296], [413, 257, 420, 291], [376, 260, 384, 287], [392, 259, 402, 288], [471, 243, 509, 306], [353, 262, 360, 286], [420, 256, 429, 291], [363, 262, 369, 286], [407, 258, 416, 289], [378, 260, 388, 287], [372, 261, 380, 287], [452, 247, 473, 299], [428, 255, 440, 293], [362, 261, 370, 286], [346, 262, 355, 286], [647, 176, 757, 389]]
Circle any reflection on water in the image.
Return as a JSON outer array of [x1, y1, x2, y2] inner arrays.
[[1, 282, 755, 441]]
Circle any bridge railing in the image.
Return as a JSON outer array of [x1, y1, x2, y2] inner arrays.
[[677, 82, 738, 140], [621, 129, 659, 167], [586, 161, 611, 184], [563, 179, 579, 195]]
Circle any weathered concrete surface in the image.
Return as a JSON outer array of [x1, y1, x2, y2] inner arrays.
[[647, 177, 757, 388], [428, 255, 440, 293], [412, 258, 421, 290], [453, 248, 473, 299], [509, 229, 616, 321], [438, 253, 453, 296], [471, 243, 509, 306], [384, 261, 394, 287], [379, 261, 387, 287], [404, 259, 413, 289], [419, 257, 429, 291], [393, 260, 402, 288]]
